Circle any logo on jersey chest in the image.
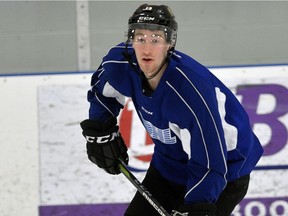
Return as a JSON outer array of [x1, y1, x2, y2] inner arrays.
[[139, 112, 176, 145], [119, 99, 176, 171]]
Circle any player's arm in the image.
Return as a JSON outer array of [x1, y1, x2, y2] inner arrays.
[[80, 52, 128, 174], [88, 63, 125, 121]]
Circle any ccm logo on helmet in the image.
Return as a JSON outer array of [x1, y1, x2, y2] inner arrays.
[[139, 16, 155, 21], [85, 132, 119, 144]]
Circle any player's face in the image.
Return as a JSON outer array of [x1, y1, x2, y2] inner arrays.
[[132, 29, 170, 78]]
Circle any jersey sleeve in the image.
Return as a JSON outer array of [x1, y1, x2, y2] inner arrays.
[[87, 64, 125, 121], [87, 44, 128, 121], [163, 67, 228, 204]]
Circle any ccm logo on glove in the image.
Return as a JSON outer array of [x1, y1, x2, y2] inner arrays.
[[85, 131, 119, 144], [80, 117, 129, 175]]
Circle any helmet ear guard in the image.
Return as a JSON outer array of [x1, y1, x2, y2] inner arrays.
[[126, 4, 178, 49]]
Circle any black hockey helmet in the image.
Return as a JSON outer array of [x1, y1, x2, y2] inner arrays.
[[127, 4, 178, 48]]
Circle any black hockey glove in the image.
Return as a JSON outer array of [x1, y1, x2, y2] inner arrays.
[[172, 203, 216, 216], [80, 117, 129, 175]]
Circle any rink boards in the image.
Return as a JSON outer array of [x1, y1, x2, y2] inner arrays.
[[1, 64, 287, 216]]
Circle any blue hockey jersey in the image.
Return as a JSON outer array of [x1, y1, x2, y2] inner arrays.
[[87, 43, 263, 204]]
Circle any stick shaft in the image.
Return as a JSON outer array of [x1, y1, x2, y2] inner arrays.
[[118, 159, 171, 216]]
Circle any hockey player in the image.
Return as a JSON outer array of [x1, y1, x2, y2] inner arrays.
[[80, 4, 263, 216]]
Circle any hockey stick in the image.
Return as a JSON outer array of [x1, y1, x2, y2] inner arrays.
[[118, 158, 171, 216]]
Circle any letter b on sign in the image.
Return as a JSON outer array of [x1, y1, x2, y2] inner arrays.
[[237, 84, 288, 156]]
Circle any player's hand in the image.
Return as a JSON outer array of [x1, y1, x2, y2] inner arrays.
[[80, 116, 129, 174], [172, 203, 216, 216]]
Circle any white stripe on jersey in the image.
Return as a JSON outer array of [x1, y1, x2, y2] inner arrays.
[[184, 170, 211, 199], [94, 93, 115, 116], [169, 122, 191, 158], [215, 87, 238, 151], [103, 82, 125, 106]]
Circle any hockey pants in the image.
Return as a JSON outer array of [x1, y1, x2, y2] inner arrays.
[[124, 164, 250, 216]]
